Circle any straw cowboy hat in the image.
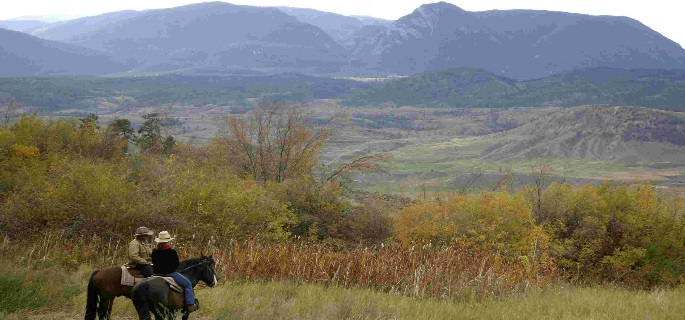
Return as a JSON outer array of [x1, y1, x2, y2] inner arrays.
[[135, 226, 154, 236], [155, 231, 175, 243]]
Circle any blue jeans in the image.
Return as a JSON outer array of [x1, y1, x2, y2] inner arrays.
[[169, 272, 195, 306]]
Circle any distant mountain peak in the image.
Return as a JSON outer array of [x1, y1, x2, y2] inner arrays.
[[418, 1, 467, 13], [413, 1, 470, 20], [349, 2, 685, 78], [390, 1, 472, 42]]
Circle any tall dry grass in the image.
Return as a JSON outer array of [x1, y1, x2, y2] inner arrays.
[[188, 240, 555, 302], [1, 235, 554, 303]]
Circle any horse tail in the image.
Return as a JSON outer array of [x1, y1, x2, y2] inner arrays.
[[85, 271, 99, 320]]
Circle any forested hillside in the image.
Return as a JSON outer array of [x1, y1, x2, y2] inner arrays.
[[347, 68, 685, 110]]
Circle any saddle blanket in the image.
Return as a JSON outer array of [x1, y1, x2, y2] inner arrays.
[[120, 267, 183, 293], [120, 266, 143, 287]]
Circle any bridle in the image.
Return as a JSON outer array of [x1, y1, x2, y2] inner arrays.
[[180, 260, 218, 287], [180, 261, 212, 273]]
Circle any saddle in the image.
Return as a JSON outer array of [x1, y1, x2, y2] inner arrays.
[[121, 266, 183, 293], [156, 276, 184, 293]]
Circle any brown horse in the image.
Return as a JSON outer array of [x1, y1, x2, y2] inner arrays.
[[84, 257, 209, 320]]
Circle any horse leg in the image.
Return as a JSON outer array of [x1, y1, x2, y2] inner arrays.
[[134, 302, 152, 320], [107, 298, 114, 319], [97, 295, 112, 320]]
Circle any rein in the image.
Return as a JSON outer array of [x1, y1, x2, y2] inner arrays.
[[179, 261, 211, 273], [179, 260, 216, 288]]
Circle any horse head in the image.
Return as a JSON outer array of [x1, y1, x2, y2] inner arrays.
[[198, 255, 218, 287]]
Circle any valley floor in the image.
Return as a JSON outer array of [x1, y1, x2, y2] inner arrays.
[[4, 281, 685, 320]]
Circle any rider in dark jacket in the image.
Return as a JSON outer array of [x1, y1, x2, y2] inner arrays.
[[151, 231, 197, 312]]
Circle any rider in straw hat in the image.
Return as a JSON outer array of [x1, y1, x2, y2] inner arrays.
[[127, 226, 154, 277], [151, 231, 198, 312]]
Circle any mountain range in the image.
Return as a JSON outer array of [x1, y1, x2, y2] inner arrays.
[[1, 1, 684, 77], [0, 28, 129, 76]]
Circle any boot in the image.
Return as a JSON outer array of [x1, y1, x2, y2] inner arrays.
[[185, 304, 198, 312]]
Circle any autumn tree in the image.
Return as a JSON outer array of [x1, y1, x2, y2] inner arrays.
[[215, 101, 332, 182], [2, 98, 18, 127], [321, 152, 392, 186]]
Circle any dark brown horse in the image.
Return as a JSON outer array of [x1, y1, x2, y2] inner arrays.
[[132, 256, 217, 320], [84, 257, 211, 320]]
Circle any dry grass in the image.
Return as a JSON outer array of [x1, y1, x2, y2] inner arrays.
[[6, 281, 685, 320], [1, 237, 683, 320], [2, 236, 552, 305], [211, 241, 553, 302]]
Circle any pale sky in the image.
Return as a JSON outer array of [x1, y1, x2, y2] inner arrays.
[[2, 0, 683, 48]]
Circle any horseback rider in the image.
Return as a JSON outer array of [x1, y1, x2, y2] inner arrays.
[[127, 226, 154, 277], [151, 231, 198, 313]]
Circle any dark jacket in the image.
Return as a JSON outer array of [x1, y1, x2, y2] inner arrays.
[[151, 247, 180, 275]]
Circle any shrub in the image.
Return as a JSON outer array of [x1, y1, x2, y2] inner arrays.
[[396, 192, 548, 257], [536, 182, 685, 286]]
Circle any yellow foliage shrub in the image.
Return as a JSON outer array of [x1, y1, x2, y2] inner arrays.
[[10, 144, 39, 158], [537, 182, 685, 286], [396, 192, 548, 257]]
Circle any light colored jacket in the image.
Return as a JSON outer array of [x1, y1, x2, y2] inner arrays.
[[127, 239, 152, 265]]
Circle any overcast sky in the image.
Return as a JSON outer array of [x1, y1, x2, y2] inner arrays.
[[2, 0, 683, 47]]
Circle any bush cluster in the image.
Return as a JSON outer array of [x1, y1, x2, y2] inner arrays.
[[395, 183, 685, 287]]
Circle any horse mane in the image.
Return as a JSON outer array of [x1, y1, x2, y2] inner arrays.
[[178, 257, 203, 271]]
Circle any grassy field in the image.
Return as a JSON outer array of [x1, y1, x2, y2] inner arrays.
[[354, 131, 685, 195], [4, 278, 685, 320]]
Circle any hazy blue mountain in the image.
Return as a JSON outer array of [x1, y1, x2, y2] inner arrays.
[[8, 15, 80, 23], [276, 7, 392, 44], [30, 10, 143, 42], [276, 7, 365, 44], [5, 1, 684, 78], [348, 2, 685, 78], [0, 20, 50, 33], [59, 2, 346, 74], [352, 16, 393, 27], [0, 28, 129, 76]]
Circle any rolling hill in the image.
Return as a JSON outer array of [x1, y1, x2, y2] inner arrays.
[[0, 28, 129, 76], [0, 73, 374, 110], [347, 2, 685, 78], [346, 68, 685, 110], [481, 106, 685, 164]]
